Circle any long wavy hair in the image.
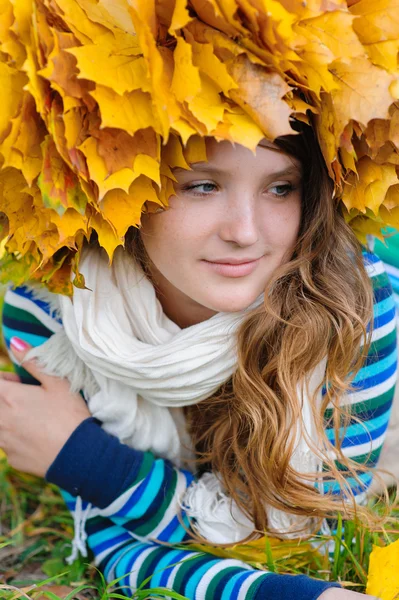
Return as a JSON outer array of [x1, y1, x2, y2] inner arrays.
[[127, 122, 389, 537]]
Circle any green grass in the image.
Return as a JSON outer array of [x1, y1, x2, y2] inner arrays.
[[0, 453, 398, 600]]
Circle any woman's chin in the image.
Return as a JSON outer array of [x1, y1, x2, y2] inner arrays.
[[205, 292, 264, 314]]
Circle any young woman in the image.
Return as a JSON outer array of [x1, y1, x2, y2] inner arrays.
[[0, 124, 397, 600]]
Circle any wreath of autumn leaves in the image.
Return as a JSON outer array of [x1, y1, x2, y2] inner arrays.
[[1, 0, 399, 292]]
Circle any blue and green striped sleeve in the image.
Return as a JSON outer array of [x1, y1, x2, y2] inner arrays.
[[374, 228, 399, 312], [322, 251, 397, 499]]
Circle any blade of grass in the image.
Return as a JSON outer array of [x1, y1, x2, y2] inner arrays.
[[332, 513, 343, 581], [264, 537, 276, 572], [340, 541, 367, 584]]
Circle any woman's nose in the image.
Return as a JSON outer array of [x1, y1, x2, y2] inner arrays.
[[218, 198, 259, 247]]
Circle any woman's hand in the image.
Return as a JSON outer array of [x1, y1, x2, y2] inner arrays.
[[319, 590, 379, 599], [0, 337, 91, 478]]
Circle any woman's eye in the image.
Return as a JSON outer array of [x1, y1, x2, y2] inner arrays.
[[268, 184, 294, 197], [182, 182, 218, 195], [180, 182, 296, 197]]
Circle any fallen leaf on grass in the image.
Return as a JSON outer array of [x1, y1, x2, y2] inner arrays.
[[33, 585, 87, 599], [185, 535, 324, 572], [366, 538, 399, 599]]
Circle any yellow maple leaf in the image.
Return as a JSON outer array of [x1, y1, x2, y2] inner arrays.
[[367, 540, 399, 599], [186, 535, 323, 572], [0, 62, 26, 141], [94, 128, 159, 176], [0, 0, 26, 69], [330, 57, 396, 139], [0, 167, 34, 235], [74, 0, 135, 37], [79, 136, 139, 199], [225, 111, 269, 152], [134, 154, 161, 186], [296, 60, 338, 98], [10, 0, 33, 45], [162, 135, 190, 171], [50, 208, 88, 243], [38, 136, 88, 215], [63, 107, 87, 151], [380, 205, 399, 229], [90, 86, 158, 136], [171, 118, 198, 145], [1, 94, 44, 185], [182, 135, 207, 165], [188, 73, 226, 131], [67, 44, 151, 96], [169, 0, 193, 32], [128, 3, 179, 138], [187, 33, 238, 95], [383, 184, 399, 210], [297, 11, 364, 64], [351, 0, 399, 47], [171, 36, 201, 103], [1, 0, 399, 290], [364, 39, 399, 72], [343, 156, 398, 214], [190, 0, 238, 37], [89, 211, 121, 260], [38, 30, 91, 100], [228, 54, 294, 140], [101, 176, 159, 239], [51, 0, 112, 45], [29, 226, 61, 262]]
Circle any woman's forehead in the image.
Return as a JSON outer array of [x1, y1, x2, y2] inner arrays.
[[186, 137, 301, 173]]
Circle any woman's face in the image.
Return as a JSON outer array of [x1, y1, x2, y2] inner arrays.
[[140, 138, 302, 327]]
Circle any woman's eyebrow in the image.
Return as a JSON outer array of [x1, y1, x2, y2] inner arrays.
[[173, 164, 224, 175], [173, 164, 302, 178]]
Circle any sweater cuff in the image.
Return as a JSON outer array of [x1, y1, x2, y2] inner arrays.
[[254, 573, 341, 600], [45, 416, 143, 508]]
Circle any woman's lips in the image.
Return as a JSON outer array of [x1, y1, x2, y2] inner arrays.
[[202, 257, 261, 278]]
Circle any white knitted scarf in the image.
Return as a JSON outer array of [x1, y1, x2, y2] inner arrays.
[[29, 246, 326, 556]]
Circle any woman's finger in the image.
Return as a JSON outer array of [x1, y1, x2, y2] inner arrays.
[[0, 372, 21, 382], [9, 336, 32, 361], [9, 337, 60, 388]]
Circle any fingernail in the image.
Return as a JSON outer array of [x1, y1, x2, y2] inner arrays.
[[10, 337, 29, 352]]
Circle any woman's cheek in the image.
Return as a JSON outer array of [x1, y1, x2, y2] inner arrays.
[[266, 199, 301, 248]]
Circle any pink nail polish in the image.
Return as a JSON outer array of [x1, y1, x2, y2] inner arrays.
[[10, 337, 29, 351]]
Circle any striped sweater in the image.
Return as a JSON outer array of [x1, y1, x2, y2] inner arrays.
[[1, 249, 397, 600], [374, 230, 399, 312]]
